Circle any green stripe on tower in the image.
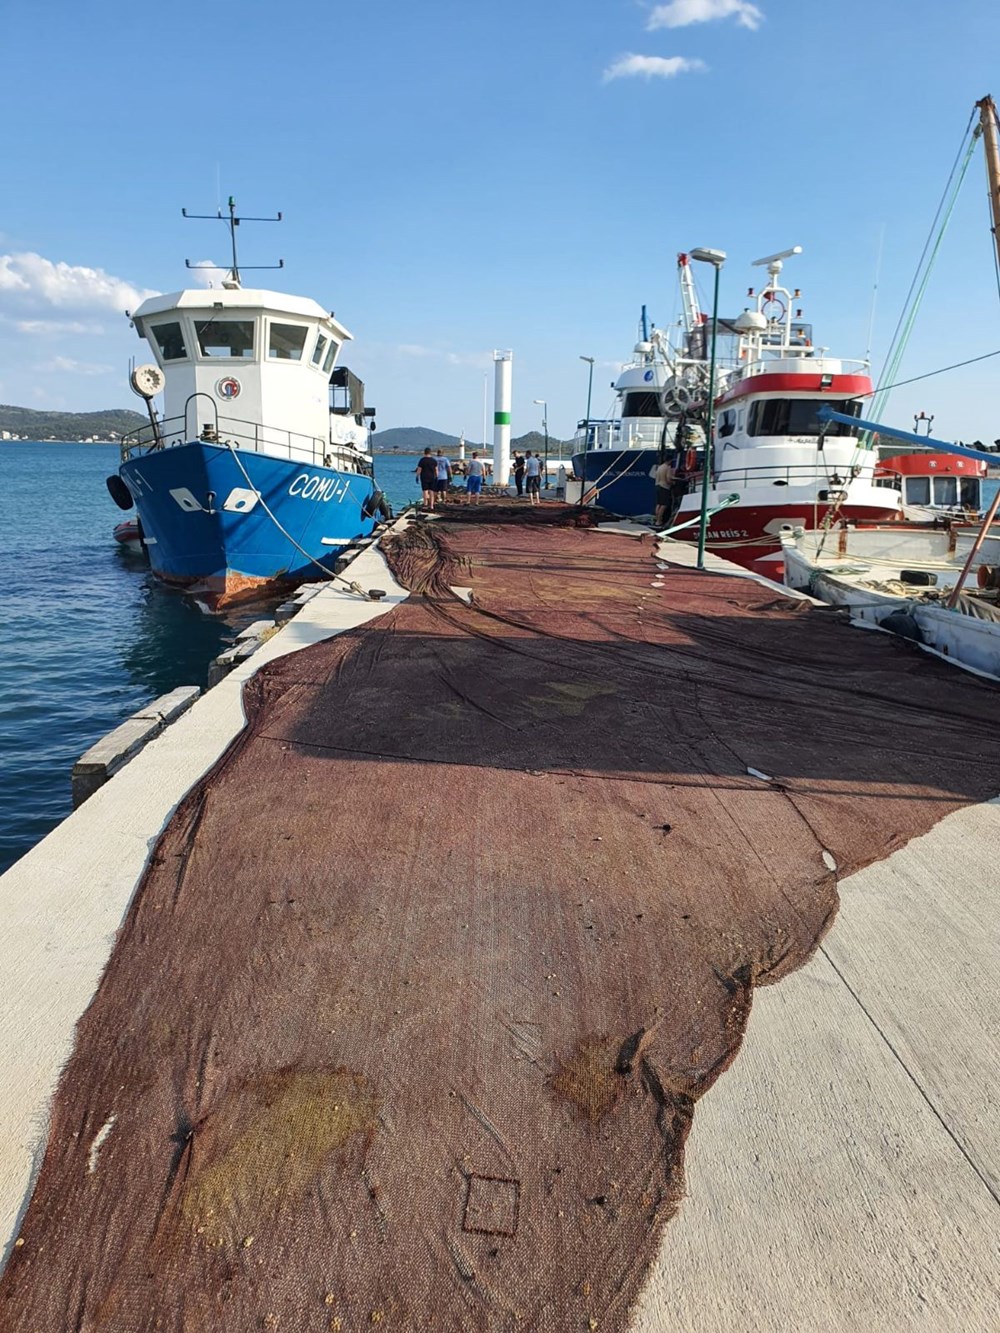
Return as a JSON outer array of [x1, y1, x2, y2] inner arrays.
[[494, 411, 511, 425]]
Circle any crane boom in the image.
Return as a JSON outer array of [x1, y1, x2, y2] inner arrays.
[[976, 96, 1000, 280]]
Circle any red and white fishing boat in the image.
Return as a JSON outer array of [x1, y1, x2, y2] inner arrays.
[[671, 247, 901, 576]]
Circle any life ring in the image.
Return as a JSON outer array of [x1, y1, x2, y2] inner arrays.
[[685, 449, 697, 474], [761, 294, 786, 324]]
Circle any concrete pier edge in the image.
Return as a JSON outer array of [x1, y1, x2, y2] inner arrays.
[[0, 520, 410, 1269]]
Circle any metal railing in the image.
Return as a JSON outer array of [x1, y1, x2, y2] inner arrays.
[[121, 398, 367, 471], [712, 460, 878, 489]]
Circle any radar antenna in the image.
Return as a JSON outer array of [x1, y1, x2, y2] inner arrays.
[[182, 195, 284, 286]]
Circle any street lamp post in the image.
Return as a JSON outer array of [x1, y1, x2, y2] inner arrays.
[[533, 398, 549, 486], [579, 356, 595, 447], [688, 248, 726, 569]]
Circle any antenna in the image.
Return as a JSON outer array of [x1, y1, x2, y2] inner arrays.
[[182, 195, 284, 286], [751, 246, 803, 269]]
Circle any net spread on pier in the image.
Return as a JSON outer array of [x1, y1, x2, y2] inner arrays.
[[3, 504, 998, 1330]]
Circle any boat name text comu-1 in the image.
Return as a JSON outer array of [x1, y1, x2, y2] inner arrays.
[[288, 472, 352, 503]]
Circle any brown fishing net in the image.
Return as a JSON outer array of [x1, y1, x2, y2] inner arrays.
[[3, 509, 997, 1330]]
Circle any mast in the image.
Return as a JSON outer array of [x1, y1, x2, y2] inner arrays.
[[676, 253, 703, 333], [976, 96, 1000, 278]]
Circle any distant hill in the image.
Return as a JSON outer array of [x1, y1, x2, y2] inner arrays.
[[0, 404, 147, 441], [374, 426, 569, 455]]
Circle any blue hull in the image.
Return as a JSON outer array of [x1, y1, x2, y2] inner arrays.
[[120, 442, 378, 603], [572, 448, 658, 518]]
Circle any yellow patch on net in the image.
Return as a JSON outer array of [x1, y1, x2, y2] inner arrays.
[[179, 1069, 376, 1249], [522, 681, 617, 718]]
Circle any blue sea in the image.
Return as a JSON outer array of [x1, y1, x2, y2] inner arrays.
[[0, 444, 424, 875]]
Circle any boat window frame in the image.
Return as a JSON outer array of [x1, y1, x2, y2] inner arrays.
[[267, 319, 310, 362], [193, 316, 256, 361], [322, 339, 339, 374], [904, 476, 931, 506], [932, 475, 959, 508], [149, 320, 190, 362], [311, 331, 329, 369]]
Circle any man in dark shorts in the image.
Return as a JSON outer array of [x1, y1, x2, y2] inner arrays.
[[434, 450, 452, 502], [524, 451, 542, 505], [415, 447, 439, 509], [654, 456, 676, 527], [512, 452, 525, 496]]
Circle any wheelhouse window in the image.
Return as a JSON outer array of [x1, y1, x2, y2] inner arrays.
[[311, 333, 328, 367], [322, 340, 338, 374], [960, 477, 981, 508], [195, 319, 254, 359], [717, 408, 736, 438], [747, 397, 862, 437], [269, 323, 308, 360], [905, 477, 931, 506], [621, 391, 662, 418], [150, 321, 188, 361]]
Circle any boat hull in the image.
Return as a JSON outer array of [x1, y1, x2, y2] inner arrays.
[[120, 442, 378, 607], [572, 446, 901, 569]]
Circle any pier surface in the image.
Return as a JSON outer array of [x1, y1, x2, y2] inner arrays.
[[1, 502, 998, 1329]]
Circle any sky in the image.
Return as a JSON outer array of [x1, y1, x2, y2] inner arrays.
[[2, 0, 1000, 443]]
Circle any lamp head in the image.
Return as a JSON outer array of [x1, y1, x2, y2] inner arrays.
[[579, 355, 595, 364], [689, 247, 727, 266]]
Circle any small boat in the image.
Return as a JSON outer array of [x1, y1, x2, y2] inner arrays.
[[112, 517, 145, 556], [105, 198, 388, 610], [781, 512, 1000, 679]]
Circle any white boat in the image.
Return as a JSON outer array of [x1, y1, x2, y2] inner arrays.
[[782, 518, 1000, 678]]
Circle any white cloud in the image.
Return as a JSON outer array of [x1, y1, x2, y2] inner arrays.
[[0, 252, 156, 315], [647, 0, 763, 30], [13, 317, 106, 336], [603, 53, 707, 81], [40, 355, 113, 377], [187, 259, 219, 288], [396, 343, 491, 368]]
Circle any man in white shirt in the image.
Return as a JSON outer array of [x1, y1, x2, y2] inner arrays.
[[465, 451, 485, 505], [524, 451, 542, 506]]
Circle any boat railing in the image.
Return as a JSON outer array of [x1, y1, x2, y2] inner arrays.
[[737, 354, 869, 380], [120, 411, 332, 466], [711, 459, 880, 490]]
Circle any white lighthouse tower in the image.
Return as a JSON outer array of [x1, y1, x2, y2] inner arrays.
[[492, 350, 512, 486]]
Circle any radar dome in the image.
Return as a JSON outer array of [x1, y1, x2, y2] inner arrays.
[[734, 310, 768, 334]]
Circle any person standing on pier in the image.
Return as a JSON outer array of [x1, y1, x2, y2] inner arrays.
[[524, 450, 542, 505], [512, 451, 525, 497], [435, 450, 452, 503], [654, 455, 676, 527], [416, 448, 439, 510], [465, 451, 485, 505]]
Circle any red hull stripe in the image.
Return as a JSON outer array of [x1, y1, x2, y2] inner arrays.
[[718, 373, 872, 404]]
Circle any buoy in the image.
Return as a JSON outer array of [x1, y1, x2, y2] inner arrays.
[[106, 475, 134, 510]]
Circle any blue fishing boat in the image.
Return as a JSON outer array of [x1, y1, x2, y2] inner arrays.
[[107, 199, 386, 608]]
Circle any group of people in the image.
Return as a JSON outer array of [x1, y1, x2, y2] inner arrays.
[[415, 447, 551, 509], [510, 451, 544, 505], [414, 448, 488, 508]]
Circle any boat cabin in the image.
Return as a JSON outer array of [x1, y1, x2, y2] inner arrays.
[[875, 451, 984, 519], [130, 286, 369, 464]]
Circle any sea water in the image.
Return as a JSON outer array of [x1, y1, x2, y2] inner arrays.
[[0, 444, 423, 874]]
